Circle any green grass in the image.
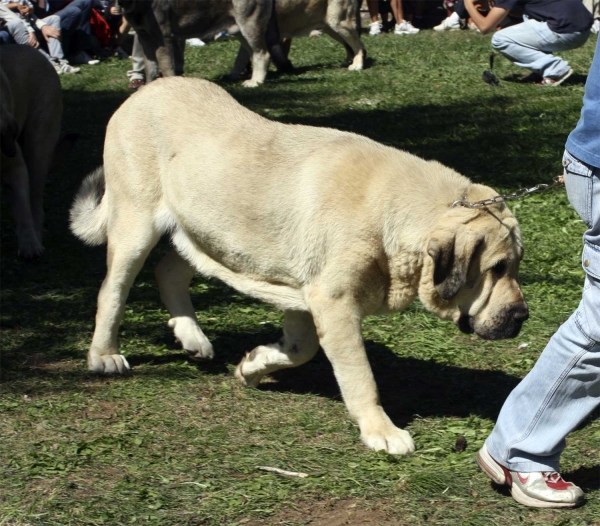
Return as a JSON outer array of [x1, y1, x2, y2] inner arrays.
[[1, 31, 599, 526]]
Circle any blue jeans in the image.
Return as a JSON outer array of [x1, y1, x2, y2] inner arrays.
[[55, 0, 92, 57], [486, 151, 600, 472], [491, 19, 590, 78]]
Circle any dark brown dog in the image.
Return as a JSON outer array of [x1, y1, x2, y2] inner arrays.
[[0, 45, 62, 258], [119, 0, 288, 87]]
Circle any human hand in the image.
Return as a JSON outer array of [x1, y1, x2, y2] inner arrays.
[[27, 31, 39, 48], [41, 24, 61, 41], [110, 5, 122, 15]]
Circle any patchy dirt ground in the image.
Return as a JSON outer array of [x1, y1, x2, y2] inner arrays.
[[243, 499, 407, 526]]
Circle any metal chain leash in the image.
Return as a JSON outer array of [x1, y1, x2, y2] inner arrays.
[[451, 175, 565, 209]]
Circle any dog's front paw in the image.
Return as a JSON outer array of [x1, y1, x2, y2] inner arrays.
[[359, 414, 415, 454], [242, 79, 262, 88], [168, 317, 214, 361], [88, 353, 130, 374], [348, 63, 363, 71], [362, 427, 415, 454]]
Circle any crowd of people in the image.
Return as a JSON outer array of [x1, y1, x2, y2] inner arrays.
[[0, 0, 598, 85], [0, 0, 126, 75]]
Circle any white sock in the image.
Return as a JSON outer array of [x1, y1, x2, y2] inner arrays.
[[449, 12, 460, 22]]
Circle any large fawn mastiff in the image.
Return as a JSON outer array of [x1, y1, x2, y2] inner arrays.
[[71, 78, 528, 454]]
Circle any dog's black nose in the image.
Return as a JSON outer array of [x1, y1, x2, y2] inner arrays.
[[512, 305, 529, 323]]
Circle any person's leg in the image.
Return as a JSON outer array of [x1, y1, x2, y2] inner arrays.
[[127, 33, 145, 88], [390, 0, 404, 23], [6, 19, 53, 62], [492, 19, 589, 78], [487, 150, 600, 470], [41, 15, 64, 61], [366, 0, 381, 35], [392, 0, 419, 33], [366, 0, 379, 23], [5, 19, 32, 46], [55, 0, 92, 57], [486, 287, 600, 472]]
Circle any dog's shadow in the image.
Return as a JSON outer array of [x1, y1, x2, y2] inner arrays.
[[257, 339, 521, 425], [130, 327, 521, 423]]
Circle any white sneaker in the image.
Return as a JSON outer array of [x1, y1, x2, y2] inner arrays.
[[54, 60, 80, 75], [394, 20, 420, 35], [70, 50, 94, 65], [591, 19, 599, 35], [369, 21, 382, 36], [187, 38, 206, 47], [477, 445, 584, 508], [433, 17, 464, 31]]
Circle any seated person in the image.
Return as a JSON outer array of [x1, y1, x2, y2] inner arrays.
[[0, 0, 79, 73], [47, 0, 95, 62], [464, 0, 593, 85]]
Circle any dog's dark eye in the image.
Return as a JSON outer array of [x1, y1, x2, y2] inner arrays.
[[492, 261, 507, 276]]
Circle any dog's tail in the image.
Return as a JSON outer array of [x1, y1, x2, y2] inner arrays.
[[70, 166, 109, 246]]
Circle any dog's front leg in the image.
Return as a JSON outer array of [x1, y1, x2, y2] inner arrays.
[[227, 43, 252, 81], [155, 36, 176, 77], [246, 48, 269, 87], [310, 294, 415, 455]]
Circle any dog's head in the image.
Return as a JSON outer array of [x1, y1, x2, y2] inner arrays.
[[419, 184, 527, 340]]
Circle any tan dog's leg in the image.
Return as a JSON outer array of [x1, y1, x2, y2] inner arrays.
[[235, 310, 319, 387], [236, 34, 270, 87], [155, 250, 214, 360], [324, 22, 364, 71], [88, 216, 159, 373], [3, 148, 44, 258], [310, 295, 415, 454]]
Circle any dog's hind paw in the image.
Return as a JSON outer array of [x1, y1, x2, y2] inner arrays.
[[88, 353, 130, 374], [234, 353, 262, 388], [168, 317, 214, 361], [17, 232, 44, 259]]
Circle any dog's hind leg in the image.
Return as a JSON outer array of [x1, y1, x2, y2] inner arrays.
[[235, 310, 319, 387], [155, 250, 214, 361], [88, 214, 160, 374], [173, 37, 185, 76], [324, 20, 364, 71], [3, 148, 44, 258], [21, 116, 60, 248]]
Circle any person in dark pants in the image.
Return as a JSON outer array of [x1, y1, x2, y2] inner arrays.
[[50, 0, 94, 60]]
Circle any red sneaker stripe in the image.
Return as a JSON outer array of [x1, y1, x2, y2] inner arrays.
[[547, 479, 573, 490]]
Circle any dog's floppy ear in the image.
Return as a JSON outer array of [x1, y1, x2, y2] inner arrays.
[[428, 230, 483, 300]]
